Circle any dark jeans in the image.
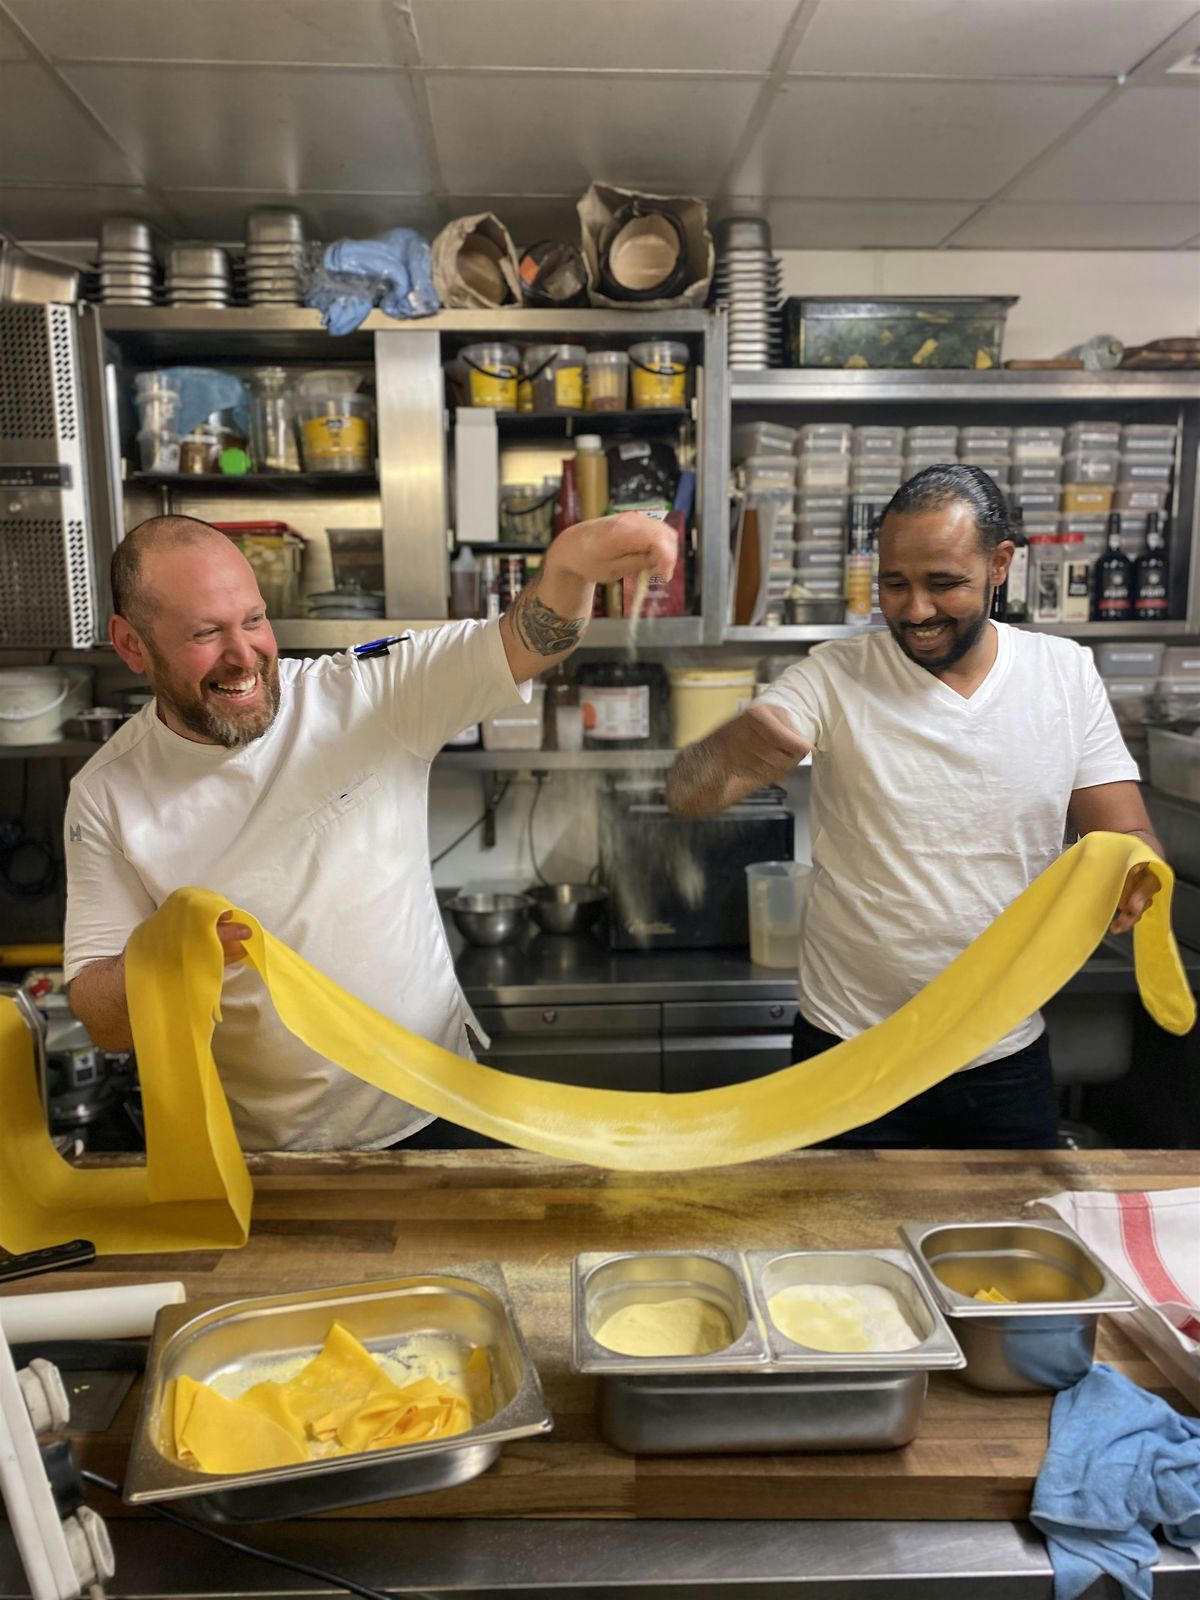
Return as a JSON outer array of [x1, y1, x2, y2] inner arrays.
[[790, 1011, 1059, 1150], [395, 1117, 508, 1150]]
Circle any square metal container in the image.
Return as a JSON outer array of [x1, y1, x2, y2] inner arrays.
[[123, 1263, 552, 1522], [899, 1220, 1135, 1393], [573, 1248, 964, 1455]]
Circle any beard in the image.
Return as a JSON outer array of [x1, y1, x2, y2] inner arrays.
[[887, 593, 992, 675], [145, 643, 281, 748]]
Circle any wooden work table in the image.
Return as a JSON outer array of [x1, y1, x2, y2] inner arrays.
[[23, 1146, 1199, 1525]]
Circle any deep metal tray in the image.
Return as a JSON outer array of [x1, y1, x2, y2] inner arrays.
[[899, 1219, 1135, 1392], [123, 1263, 552, 1521], [573, 1247, 965, 1454]]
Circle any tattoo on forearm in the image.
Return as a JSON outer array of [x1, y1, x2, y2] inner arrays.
[[506, 584, 586, 657]]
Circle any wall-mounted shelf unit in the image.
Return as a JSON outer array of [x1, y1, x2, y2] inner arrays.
[[721, 365, 1200, 646], [437, 748, 678, 771]]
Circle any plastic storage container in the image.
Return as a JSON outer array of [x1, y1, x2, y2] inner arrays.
[[578, 661, 666, 749], [461, 343, 520, 409], [481, 682, 546, 751], [296, 394, 374, 472], [743, 455, 798, 491], [1061, 484, 1113, 515], [1163, 647, 1200, 677], [796, 491, 849, 520], [798, 423, 853, 453], [853, 426, 904, 455], [628, 341, 689, 409], [669, 669, 757, 748], [1114, 482, 1170, 513], [960, 426, 1011, 450], [1121, 424, 1178, 455], [1012, 426, 1065, 463], [732, 421, 796, 460], [797, 452, 851, 490], [1147, 728, 1200, 804], [1065, 422, 1120, 451], [1096, 642, 1165, 678], [1011, 461, 1061, 486], [585, 349, 629, 413], [907, 425, 959, 447], [1063, 449, 1119, 484], [783, 296, 1015, 369], [746, 862, 811, 968], [1011, 488, 1059, 516], [527, 344, 586, 414]]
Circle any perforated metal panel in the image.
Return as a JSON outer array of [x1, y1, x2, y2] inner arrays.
[[0, 305, 95, 645]]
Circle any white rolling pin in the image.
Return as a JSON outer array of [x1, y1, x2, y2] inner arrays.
[[0, 1281, 186, 1342]]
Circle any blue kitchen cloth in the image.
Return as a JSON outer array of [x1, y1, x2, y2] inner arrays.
[[306, 228, 439, 335], [1030, 1363, 1200, 1600]]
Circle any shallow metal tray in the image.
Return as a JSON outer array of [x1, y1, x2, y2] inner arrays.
[[123, 1262, 551, 1521], [899, 1219, 1134, 1392], [573, 1248, 965, 1454]]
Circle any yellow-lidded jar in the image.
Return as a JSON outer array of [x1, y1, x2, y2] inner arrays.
[[629, 340, 689, 409], [461, 342, 520, 409]]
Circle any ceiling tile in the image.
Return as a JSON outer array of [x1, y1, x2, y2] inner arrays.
[[437, 194, 582, 248], [0, 63, 141, 183], [0, 0, 418, 64], [412, 0, 794, 72], [717, 196, 979, 248], [427, 73, 760, 194], [61, 64, 431, 191], [732, 79, 1107, 200], [948, 201, 1200, 248], [0, 183, 174, 239], [1008, 88, 1200, 202], [0, 13, 27, 57], [792, 0, 1200, 79], [164, 189, 443, 242], [1127, 9, 1200, 83]]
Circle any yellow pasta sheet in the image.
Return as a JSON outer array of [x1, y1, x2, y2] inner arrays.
[[169, 1322, 488, 1474], [0, 832, 1192, 1255]]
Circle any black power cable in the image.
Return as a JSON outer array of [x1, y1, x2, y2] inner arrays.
[[80, 1470, 428, 1600]]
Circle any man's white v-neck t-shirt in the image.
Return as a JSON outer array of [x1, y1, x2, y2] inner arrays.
[[755, 622, 1138, 1065], [63, 620, 530, 1151]]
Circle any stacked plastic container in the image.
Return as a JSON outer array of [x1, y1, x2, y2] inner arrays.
[[732, 420, 798, 625], [1118, 423, 1176, 522], [794, 424, 852, 619]]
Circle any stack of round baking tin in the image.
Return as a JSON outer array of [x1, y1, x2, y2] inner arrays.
[[98, 217, 158, 306], [711, 216, 783, 371], [166, 244, 232, 307], [244, 208, 307, 306]]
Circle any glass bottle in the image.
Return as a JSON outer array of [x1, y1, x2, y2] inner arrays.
[[1133, 513, 1169, 623], [1092, 511, 1134, 622], [552, 458, 581, 540], [249, 367, 299, 473]]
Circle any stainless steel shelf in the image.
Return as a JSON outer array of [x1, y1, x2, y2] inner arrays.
[[0, 741, 98, 760], [437, 747, 677, 770], [724, 623, 880, 643], [271, 616, 704, 649], [1016, 620, 1196, 639], [729, 369, 1200, 404]]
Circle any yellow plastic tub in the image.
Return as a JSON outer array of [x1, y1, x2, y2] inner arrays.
[[668, 668, 756, 748]]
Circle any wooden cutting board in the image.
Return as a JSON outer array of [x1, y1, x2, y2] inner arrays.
[[34, 1147, 1198, 1522]]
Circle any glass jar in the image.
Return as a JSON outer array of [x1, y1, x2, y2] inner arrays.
[[250, 367, 300, 473]]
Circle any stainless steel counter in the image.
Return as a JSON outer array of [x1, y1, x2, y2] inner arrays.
[[4, 1514, 1197, 1597], [450, 924, 1193, 1009]]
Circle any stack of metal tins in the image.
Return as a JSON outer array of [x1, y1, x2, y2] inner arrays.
[[165, 245, 232, 307], [97, 217, 157, 306], [244, 208, 307, 306], [710, 216, 783, 371]]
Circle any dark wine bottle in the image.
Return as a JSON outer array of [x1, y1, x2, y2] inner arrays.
[[1092, 511, 1134, 622], [1133, 513, 1169, 622]]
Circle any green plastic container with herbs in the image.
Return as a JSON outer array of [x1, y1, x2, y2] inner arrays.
[[784, 296, 1017, 370]]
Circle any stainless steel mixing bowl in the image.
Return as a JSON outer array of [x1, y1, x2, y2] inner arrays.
[[447, 892, 533, 946]]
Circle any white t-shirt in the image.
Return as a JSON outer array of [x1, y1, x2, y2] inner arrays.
[[756, 622, 1139, 1065], [63, 620, 530, 1152]]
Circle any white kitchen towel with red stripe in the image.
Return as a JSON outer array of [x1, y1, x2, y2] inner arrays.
[[1031, 1190, 1200, 1409]]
